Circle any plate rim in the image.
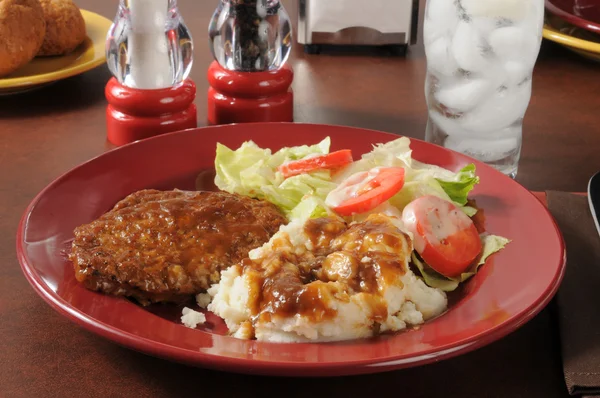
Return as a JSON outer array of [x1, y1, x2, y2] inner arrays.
[[543, 22, 600, 53], [15, 122, 568, 376], [546, 0, 600, 34], [0, 9, 111, 89]]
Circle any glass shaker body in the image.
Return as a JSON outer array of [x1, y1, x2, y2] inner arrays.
[[209, 0, 293, 72], [106, 0, 193, 89]]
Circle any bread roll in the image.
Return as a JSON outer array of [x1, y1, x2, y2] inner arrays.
[[37, 0, 86, 57], [0, 0, 46, 77]]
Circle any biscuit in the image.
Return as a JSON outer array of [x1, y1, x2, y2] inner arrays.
[[0, 0, 46, 77], [37, 0, 86, 56]]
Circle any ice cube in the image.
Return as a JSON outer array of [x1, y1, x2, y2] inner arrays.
[[426, 0, 458, 21], [434, 79, 493, 113], [459, 80, 532, 133], [488, 26, 539, 67], [481, 62, 511, 91], [445, 135, 520, 162], [425, 36, 459, 77], [424, 0, 459, 45], [471, 16, 499, 39], [461, 0, 528, 20], [489, 26, 523, 60], [503, 61, 529, 87], [516, 3, 544, 63], [451, 21, 491, 73], [429, 110, 471, 139]]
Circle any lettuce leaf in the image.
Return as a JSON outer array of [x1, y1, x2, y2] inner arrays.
[[214, 138, 337, 221], [477, 234, 511, 266], [462, 206, 478, 217], [289, 195, 333, 221], [435, 164, 480, 206], [411, 234, 511, 291], [388, 177, 454, 211]]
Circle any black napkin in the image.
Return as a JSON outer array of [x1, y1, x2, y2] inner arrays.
[[547, 191, 600, 397]]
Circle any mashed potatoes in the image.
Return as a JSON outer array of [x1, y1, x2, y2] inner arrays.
[[206, 213, 448, 343], [180, 307, 206, 329]]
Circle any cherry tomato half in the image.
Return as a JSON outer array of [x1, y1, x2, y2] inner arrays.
[[278, 150, 353, 178], [402, 195, 482, 278], [328, 167, 406, 216]]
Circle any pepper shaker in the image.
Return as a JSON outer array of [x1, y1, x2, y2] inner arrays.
[[105, 0, 197, 146], [207, 0, 294, 125]]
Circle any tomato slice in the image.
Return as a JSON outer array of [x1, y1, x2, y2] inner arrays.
[[278, 150, 353, 178], [327, 167, 406, 216], [401, 195, 482, 278]]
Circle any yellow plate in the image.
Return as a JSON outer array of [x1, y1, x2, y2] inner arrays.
[[0, 9, 112, 94], [543, 14, 600, 63]]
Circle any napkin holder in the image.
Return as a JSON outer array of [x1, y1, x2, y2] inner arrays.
[[298, 0, 419, 54]]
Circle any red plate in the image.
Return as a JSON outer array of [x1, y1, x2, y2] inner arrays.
[[16, 123, 565, 377], [546, 0, 600, 34]]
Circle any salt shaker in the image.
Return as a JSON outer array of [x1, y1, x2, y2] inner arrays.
[[207, 0, 294, 125], [105, 0, 197, 146]]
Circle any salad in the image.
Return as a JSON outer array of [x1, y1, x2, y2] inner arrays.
[[214, 136, 510, 292]]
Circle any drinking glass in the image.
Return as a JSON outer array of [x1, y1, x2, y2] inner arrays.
[[423, 0, 544, 178]]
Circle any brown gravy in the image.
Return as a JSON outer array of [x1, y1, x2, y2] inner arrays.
[[243, 214, 411, 327]]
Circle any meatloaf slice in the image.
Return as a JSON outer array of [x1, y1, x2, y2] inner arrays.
[[69, 189, 286, 305]]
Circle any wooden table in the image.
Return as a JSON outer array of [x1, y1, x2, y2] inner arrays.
[[2, 1, 600, 397]]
